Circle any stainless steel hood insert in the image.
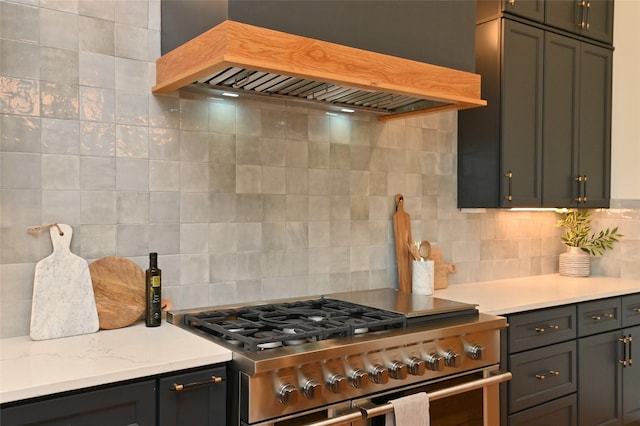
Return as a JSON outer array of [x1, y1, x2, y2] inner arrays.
[[153, 20, 486, 120]]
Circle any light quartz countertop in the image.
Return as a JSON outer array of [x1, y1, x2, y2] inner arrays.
[[436, 274, 640, 315], [2, 274, 638, 406], [0, 322, 231, 404]]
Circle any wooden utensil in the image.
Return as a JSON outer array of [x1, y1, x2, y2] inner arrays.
[[30, 224, 100, 340], [408, 243, 420, 261], [428, 248, 457, 290], [393, 194, 413, 293], [89, 256, 145, 330], [418, 240, 432, 260]]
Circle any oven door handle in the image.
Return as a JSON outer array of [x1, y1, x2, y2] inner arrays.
[[303, 410, 363, 426], [357, 371, 512, 419]]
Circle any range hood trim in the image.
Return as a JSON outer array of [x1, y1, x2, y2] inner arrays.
[[153, 20, 486, 120]]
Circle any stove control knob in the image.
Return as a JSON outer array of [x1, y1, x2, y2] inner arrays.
[[389, 361, 408, 380], [370, 364, 389, 385], [328, 374, 347, 394], [350, 369, 370, 389], [425, 353, 444, 371], [277, 383, 299, 406], [303, 379, 322, 400], [466, 344, 485, 361], [443, 350, 460, 368], [408, 357, 426, 376]]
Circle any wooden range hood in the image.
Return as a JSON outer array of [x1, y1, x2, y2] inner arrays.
[[153, 20, 486, 121]]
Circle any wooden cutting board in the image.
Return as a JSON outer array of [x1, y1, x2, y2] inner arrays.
[[89, 256, 145, 330], [30, 224, 100, 340], [393, 194, 413, 293], [428, 248, 457, 290]]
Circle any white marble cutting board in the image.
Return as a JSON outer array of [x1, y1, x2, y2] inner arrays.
[[30, 224, 99, 340]]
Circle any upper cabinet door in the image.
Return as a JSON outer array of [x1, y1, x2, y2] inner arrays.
[[501, 19, 544, 207], [578, 42, 612, 208], [546, 0, 614, 44], [542, 34, 611, 208], [542, 33, 581, 207]]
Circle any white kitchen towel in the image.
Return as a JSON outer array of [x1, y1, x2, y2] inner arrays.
[[384, 392, 430, 426]]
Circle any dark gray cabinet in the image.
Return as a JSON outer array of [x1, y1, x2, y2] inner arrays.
[[0, 380, 156, 426], [543, 33, 612, 207], [158, 365, 226, 426], [458, 18, 544, 208], [623, 325, 640, 424], [508, 394, 577, 426], [546, 0, 614, 44], [458, 15, 612, 208], [478, 0, 614, 44], [577, 296, 640, 425], [0, 365, 226, 426], [478, 0, 545, 23], [504, 305, 578, 424], [578, 330, 622, 425], [502, 294, 640, 426]]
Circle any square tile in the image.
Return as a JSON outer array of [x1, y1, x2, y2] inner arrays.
[[41, 153, 79, 189], [80, 122, 116, 156], [40, 8, 78, 50], [1, 40, 40, 79], [1, 115, 41, 153], [80, 156, 115, 189], [1, 2, 39, 43]]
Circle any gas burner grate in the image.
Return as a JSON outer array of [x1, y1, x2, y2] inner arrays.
[[185, 298, 407, 352]]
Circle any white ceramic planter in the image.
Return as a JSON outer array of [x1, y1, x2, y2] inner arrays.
[[559, 246, 591, 277]]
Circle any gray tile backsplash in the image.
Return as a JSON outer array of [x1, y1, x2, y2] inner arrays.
[[1, 0, 639, 338]]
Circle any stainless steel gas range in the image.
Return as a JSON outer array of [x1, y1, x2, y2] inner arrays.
[[167, 288, 511, 426]]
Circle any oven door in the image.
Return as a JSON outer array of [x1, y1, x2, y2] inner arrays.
[[355, 365, 511, 426]]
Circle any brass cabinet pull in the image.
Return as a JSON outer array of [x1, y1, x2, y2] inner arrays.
[[575, 176, 584, 202], [619, 335, 633, 367], [535, 370, 560, 380], [591, 313, 614, 321], [585, 1, 591, 30], [577, 0, 587, 29], [535, 324, 560, 333], [170, 375, 223, 392], [619, 336, 632, 367], [633, 308, 640, 313], [574, 175, 588, 203], [504, 171, 513, 202]]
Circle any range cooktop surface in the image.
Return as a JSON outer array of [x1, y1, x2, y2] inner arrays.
[[170, 289, 479, 352], [325, 288, 478, 319]]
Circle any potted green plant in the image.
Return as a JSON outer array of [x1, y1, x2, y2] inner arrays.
[[555, 209, 622, 276]]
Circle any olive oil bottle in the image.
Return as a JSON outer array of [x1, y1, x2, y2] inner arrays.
[[145, 252, 162, 327]]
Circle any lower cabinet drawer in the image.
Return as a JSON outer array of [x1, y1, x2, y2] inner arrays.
[[578, 297, 622, 337], [509, 340, 576, 413], [622, 293, 640, 327], [508, 394, 577, 426]]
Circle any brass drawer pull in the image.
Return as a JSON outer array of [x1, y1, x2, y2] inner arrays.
[[170, 375, 224, 392], [535, 370, 560, 380], [633, 308, 640, 313], [591, 313, 614, 321], [535, 324, 560, 333]]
